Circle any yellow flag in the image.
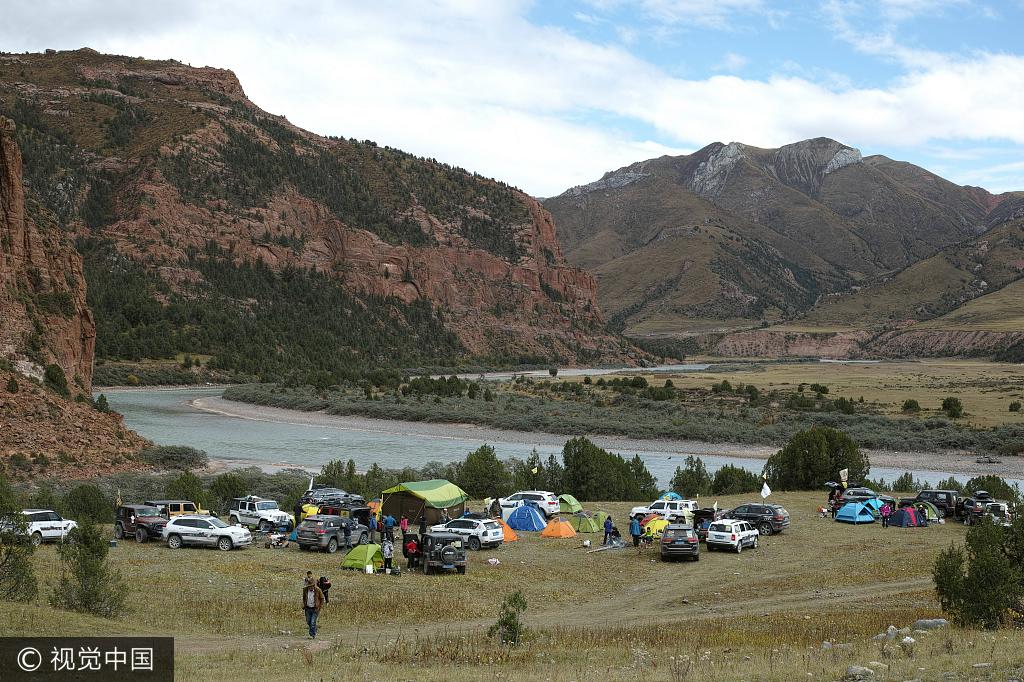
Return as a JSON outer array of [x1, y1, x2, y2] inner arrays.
[[531, 467, 538, 474]]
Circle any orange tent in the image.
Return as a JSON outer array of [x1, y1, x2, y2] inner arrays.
[[496, 517, 518, 542], [541, 518, 577, 539]]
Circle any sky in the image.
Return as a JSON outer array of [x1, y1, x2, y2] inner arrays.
[[2, 0, 1023, 197]]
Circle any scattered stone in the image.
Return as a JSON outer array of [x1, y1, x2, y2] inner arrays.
[[282, 644, 289, 650], [971, 663, 992, 670], [898, 627, 911, 635], [872, 634, 887, 642], [912, 618, 949, 631], [836, 643, 854, 651], [887, 625, 898, 639], [867, 661, 888, 671], [821, 641, 833, 650], [844, 665, 875, 680], [912, 630, 928, 636], [901, 636, 916, 645]]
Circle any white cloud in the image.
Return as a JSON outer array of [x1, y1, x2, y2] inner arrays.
[[0, 0, 1021, 195], [716, 52, 749, 72]]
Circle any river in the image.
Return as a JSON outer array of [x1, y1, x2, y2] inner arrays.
[[103, 387, 1023, 488]]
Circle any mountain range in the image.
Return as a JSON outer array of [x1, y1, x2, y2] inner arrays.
[[544, 138, 1024, 356]]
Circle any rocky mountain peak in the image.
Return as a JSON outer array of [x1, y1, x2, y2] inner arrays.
[[686, 141, 747, 198], [771, 137, 862, 195]]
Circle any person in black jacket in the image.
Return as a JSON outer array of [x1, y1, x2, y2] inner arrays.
[[317, 576, 332, 603]]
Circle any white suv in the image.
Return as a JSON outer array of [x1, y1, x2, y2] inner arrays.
[[228, 496, 293, 531], [499, 491, 560, 518], [16, 509, 78, 546], [162, 514, 252, 551], [431, 517, 504, 550], [706, 519, 759, 553], [630, 499, 697, 521]]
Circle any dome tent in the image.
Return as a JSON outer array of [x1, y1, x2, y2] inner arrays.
[[558, 494, 583, 513], [342, 543, 383, 571], [495, 517, 518, 542], [835, 502, 876, 524], [659, 491, 683, 501], [570, 513, 600, 533], [541, 518, 577, 538], [507, 504, 547, 531]]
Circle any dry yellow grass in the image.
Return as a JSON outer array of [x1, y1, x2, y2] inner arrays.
[[4, 492, 1018, 680]]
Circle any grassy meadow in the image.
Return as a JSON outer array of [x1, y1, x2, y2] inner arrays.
[[3, 492, 1022, 680]]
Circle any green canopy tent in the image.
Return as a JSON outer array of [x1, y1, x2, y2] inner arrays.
[[341, 543, 383, 571], [570, 514, 600, 533], [381, 479, 469, 525], [558, 494, 583, 514]]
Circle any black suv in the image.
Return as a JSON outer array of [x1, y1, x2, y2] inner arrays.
[[660, 524, 700, 562], [958, 491, 996, 524], [899, 490, 959, 519], [114, 504, 168, 543], [724, 503, 790, 536], [830, 487, 877, 513], [419, 532, 467, 575]]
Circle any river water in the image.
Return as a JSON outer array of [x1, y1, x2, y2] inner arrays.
[[103, 387, 1020, 489]]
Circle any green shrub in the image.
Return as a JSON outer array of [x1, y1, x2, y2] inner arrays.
[[1010, 401, 1022, 413], [49, 523, 126, 618], [933, 518, 1023, 629], [489, 590, 527, 646], [44, 364, 69, 396], [0, 472, 38, 602], [902, 399, 921, 413], [166, 471, 210, 508], [942, 397, 964, 418], [763, 427, 870, 490], [963, 475, 1021, 505], [453, 444, 511, 499], [710, 465, 761, 495], [94, 394, 110, 413], [670, 456, 712, 497], [5, 376, 17, 393], [64, 484, 112, 524], [139, 445, 209, 470]]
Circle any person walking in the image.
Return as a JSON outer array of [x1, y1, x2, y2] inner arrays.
[[603, 515, 613, 545], [629, 516, 642, 553], [399, 515, 409, 536], [382, 537, 394, 573], [301, 577, 324, 639], [880, 502, 891, 529], [368, 514, 378, 544], [317, 576, 332, 603]]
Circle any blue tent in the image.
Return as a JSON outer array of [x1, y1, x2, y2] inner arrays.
[[861, 498, 883, 515], [507, 504, 547, 531], [659, 491, 683, 501], [836, 502, 876, 524]]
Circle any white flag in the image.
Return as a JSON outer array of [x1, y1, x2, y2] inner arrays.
[[761, 482, 772, 499], [839, 468, 849, 483], [712, 501, 718, 511]]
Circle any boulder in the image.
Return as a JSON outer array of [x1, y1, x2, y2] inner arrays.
[[911, 618, 949, 631]]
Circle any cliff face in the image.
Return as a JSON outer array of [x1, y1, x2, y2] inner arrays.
[[0, 50, 627, 369], [0, 116, 94, 390]]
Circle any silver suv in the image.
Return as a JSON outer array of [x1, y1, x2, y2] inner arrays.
[[499, 491, 560, 518], [430, 517, 504, 550], [228, 496, 293, 531], [162, 515, 252, 551]]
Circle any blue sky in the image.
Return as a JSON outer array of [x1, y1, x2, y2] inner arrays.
[[2, 0, 1023, 196]]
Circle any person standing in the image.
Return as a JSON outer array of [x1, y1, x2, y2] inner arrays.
[[302, 577, 324, 639], [880, 502, 891, 529], [399, 515, 409, 536], [368, 514, 378, 544], [629, 516, 642, 553], [382, 537, 394, 573], [294, 502, 304, 528], [418, 514, 427, 536], [441, 508, 451, 524], [317, 576, 332, 603], [603, 516, 613, 545], [385, 514, 397, 541], [343, 520, 353, 549]]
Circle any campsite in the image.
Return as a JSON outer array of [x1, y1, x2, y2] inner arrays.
[[4, 489, 1022, 681]]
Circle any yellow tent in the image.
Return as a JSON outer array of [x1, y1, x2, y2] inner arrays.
[[496, 517, 518, 542], [541, 518, 577, 539], [300, 504, 320, 522], [643, 518, 670, 538]]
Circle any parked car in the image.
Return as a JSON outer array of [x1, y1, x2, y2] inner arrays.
[[315, 504, 373, 528], [705, 519, 759, 553], [228, 496, 293, 531], [430, 517, 504, 550], [692, 507, 727, 541], [722, 503, 791, 536], [144, 499, 212, 518], [980, 501, 1013, 526], [958, 490, 995, 524], [659, 524, 700, 561], [12, 509, 77, 546], [114, 504, 168, 543], [498, 491, 560, 518], [301, 488, 364, 506], [419, 531, 468, 575], [898, 490, 959, 518], [296, 514, 369, 552], [162, 515, 252, 551], [830, 487, 878, 512], [630, 498, 698, 522]]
